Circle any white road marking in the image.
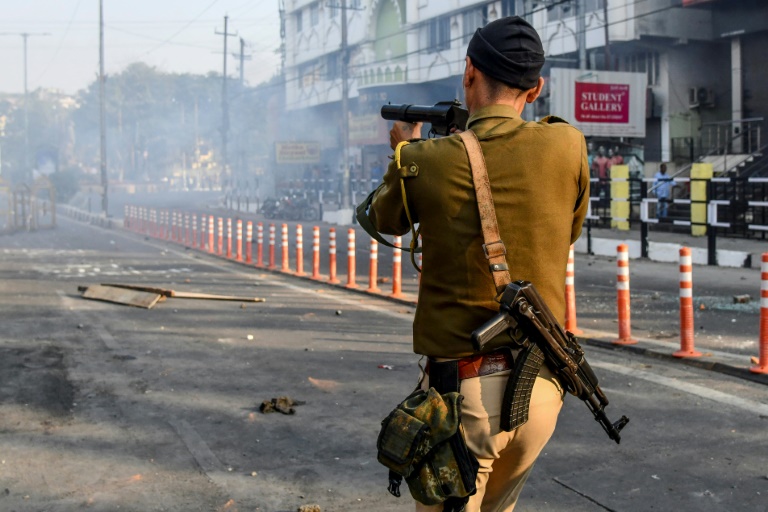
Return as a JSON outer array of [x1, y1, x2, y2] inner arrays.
[[591, 361, 768, 416]]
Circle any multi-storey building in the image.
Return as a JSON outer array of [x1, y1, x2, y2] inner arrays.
[[278, 0, 767, 201]]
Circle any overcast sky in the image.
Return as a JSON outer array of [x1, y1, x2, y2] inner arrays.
[[0, 0, 282, 95]]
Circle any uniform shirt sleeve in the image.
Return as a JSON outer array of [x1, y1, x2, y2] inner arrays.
[[367, 155, 412, 236], [571, 136, 591, 243]]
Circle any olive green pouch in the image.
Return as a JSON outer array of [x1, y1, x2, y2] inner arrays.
[[377, 387, 478, 509]]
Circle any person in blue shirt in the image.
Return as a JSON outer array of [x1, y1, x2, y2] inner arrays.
[[653, 163, 674, 218]]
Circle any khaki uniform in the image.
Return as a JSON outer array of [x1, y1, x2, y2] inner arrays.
[[369, 104, 589, 511], [370, 104, 590, 358]]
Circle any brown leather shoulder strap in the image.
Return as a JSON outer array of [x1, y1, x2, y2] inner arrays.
[[458, 130, 511, 294]]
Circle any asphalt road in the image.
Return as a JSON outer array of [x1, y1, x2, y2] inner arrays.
[[0, 208, 766, 512]]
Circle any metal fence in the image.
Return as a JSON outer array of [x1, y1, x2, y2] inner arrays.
[[584, 176, 768, 265]]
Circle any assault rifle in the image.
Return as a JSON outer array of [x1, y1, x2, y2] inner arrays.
[[472, 281, 630, 444], [380, 100, 469, 137]]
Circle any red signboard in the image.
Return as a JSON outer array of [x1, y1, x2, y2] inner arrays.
[[575, 82, 630, 123]]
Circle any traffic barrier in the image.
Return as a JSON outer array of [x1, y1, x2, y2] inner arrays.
[[312, 226, 321, 280], [257, 222, 264, 267], [613, 244, 636, 345], [200, 215, 207, 250], [171, 211, 177, 241], [346, 228, 357, 288], [368, 238, 381, 293], [268, 224, 276, 269], [565, 245, 583, 335], [191, 214, 198, 248], [295, 224, 305, 276], [674, 247, 701, 358], [391, 235, 403, 298], [217, 217, 224, 256], [226, 218, 233, 259], [750, 253, 768, 374], [245, 221, 253, 264], [281, 223, 289, 272], [208, 215, 214, 253], [236, 219, 243, 261], [328, 228, 340, 284], [184, 213, 190, 246]]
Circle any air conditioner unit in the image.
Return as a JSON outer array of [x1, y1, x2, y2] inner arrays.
[[688, 87, 715, 109]]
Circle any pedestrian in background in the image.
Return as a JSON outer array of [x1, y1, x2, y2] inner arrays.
[[654, 163, 674, 219]]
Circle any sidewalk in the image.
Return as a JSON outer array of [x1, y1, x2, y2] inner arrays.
[[576, 224, 766, 268], [582, 327, 768, 387]]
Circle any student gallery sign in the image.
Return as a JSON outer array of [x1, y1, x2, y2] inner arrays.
[[550, 69, 646, 138]]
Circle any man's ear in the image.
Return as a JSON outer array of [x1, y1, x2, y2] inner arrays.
[[525, 77, 545, 104], [463, 56, 475, 90]]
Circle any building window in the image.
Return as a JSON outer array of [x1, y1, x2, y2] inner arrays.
[[502, 0, 515, 17], [330, 2, 338, 18], [310, 3, 319, 26], [624, 52, 660, 86], [350, 0, 361, 8], [428, 16, 451, 53], [547, 1, 574, 22], [300, 61, 321, 88], [296, 10, 303, 32], [325, 53, 339, 80], [463, 7, 487, 44], [584, 0, 606, 12]]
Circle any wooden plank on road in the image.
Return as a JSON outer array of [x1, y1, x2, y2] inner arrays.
[[80, 285, 164, 309]]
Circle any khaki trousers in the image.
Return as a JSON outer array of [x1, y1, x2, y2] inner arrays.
[[416, 365, 564, 512]]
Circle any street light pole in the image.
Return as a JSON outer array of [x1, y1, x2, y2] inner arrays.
[[0, 31, 50, 182], [99, 0, 108, 215], [340, 0, 350, 210]]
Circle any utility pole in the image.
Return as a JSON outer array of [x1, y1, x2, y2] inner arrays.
[[340, 0, 350, 210], [99, 0, 108, 215], [231, 37, 252, 86], [0, 31, 50, 181], [603, 0, 611, 70], [575, 0, 587, 70], [215, 16, 238, 187]]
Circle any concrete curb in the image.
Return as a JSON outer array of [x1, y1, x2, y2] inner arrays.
[[573, 236, 752, 268]]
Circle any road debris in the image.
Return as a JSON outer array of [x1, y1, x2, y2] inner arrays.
[[259, 396, 305, 415], [377, 365, 394, 370], [733, 294, 751, 304], [297, 505, 322, 512], [308, 377, 339, 392], [78, 283, 266, 309]]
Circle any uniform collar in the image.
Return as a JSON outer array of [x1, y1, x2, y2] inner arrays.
[[466, 104, 521, 128]]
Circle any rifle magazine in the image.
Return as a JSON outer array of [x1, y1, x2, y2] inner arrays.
[[500, 343, 545, 432]]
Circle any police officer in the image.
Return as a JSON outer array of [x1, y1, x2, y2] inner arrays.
[[367, 16, 589, 512]]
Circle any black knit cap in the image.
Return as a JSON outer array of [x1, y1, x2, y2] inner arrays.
[[466, 16, 545, 90]]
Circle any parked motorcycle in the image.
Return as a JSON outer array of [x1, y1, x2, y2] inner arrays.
[[260, 195, 319, 221]]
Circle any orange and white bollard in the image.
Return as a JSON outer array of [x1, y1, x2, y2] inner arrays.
[[391, 235, 403, 298], [217, 217, 224, 256], [236, 219, 243, 262], [368, 238, 381, 293], [565, 245, 583, 335], [184, 213, 190, 246], [191, 214, 198, 248], [613, 244, 636, 345], [674, 247, 700, 358], [281, 223, 290, 272], [208, 215, 214, 253], [257, 222, 264, 267], [226, 218, 233, 259], [311, 226, 321, 280], [346, 228, 357, 288], [245, 221, 253, 264], [268, 224, 276, 269], [295, 224, 305, 276], [200, 215, 207, 250], [328, 228, 340, 284], [171, 211, 177, 241], [750, 253, 768, 374]]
